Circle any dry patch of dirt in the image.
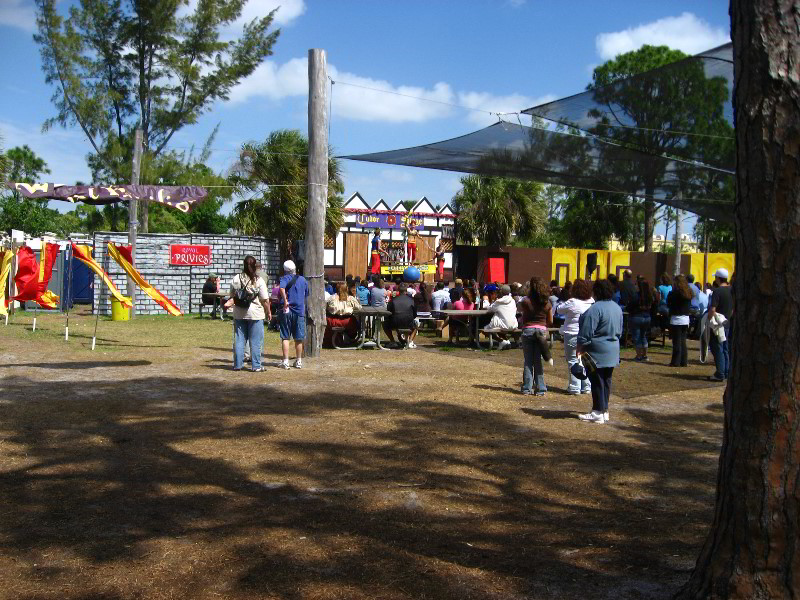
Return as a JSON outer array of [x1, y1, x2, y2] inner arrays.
[[0, 311, 725, 599]]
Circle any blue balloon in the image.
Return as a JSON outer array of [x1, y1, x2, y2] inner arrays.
[[403, 266, 421, 282]]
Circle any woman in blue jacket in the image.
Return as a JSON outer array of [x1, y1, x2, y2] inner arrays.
[[576, 279, 623, 424]]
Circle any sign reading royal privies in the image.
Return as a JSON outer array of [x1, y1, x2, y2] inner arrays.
[[353, 212, 425, 230], [170, 244, 211, 266]]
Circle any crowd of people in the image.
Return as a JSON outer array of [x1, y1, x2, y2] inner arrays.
[[221, 256, 733, 425]]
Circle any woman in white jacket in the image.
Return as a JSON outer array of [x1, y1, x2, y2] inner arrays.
[[556, 278, 595, 394], [485, 284, 518, 349]]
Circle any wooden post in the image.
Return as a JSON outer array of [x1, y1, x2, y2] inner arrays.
[[127, 128, 143, 317], [305, 48, 329, 358]]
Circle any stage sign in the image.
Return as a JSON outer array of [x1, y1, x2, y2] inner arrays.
[[380, 263, 435, 275], [353, 212, 425, 230], [170, 244, 211, 266]]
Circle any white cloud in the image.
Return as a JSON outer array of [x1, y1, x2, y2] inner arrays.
[[596, 12, 730, 60], [230, 56, 549, 126], [508, 0, 526, 7], [0, 0, 36, 32], [329, 69, 454, 123], [458, 91, 557, 126], [181, 0, 305, 33]]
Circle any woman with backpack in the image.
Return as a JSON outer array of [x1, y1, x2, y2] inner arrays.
[[229, 255, 271, 372]]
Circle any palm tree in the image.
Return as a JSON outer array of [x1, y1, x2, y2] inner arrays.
[[452, 175, 546, 247], [230, 130, 344, 255]]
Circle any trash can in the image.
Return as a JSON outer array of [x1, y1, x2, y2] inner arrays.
[[110, 296, 132, 321]]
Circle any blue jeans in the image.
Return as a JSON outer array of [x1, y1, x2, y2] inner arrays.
[[521, 330, 546, 393], [709, 325, 730, 379], [234, 318, 264, 370], [630, 313, 651, 349], [563, 332, 590, 393]]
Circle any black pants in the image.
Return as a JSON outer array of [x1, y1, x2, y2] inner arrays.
[[670, 324, 688, 366], [588, 367, 613, 412]]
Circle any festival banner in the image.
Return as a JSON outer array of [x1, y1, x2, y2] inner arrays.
[[108, 242, 182, 316], [0, 248, 15, 316], [353, 212, 425, 230], [71, 243, 132, 308], [35, 243, 60, 308], [4, 245, 60, 309], [7, 183, 207, 213]]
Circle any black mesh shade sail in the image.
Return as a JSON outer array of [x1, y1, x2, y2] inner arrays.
[[342, 121, 733, 221], [523, 43, 734, 172], [342, 44, 734, 222]]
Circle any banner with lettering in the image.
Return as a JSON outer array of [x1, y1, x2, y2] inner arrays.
[[7, 183, 207, 213], [352, 212, 425, 230]]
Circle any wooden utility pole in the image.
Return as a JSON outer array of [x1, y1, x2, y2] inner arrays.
[[304, 49, 328, 358], [127, 128, 143, 317]]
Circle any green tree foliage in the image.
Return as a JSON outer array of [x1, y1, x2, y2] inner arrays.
[[557, 189, 633, 249], [0, 145, 56, 236], [588, 45, 733, 251], [231, 130, 344, 252], [139, 144, 232, 234], [34, 0, 280, 182], [452, 175, 546, 247], [694, 217, 735, 253]]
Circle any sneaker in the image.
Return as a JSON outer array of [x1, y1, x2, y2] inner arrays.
[[567, 389, 580, 395], [280, 360, 290, 370], [578, 411, 606, 423], [534, 391, 546, 397], [547, 358, 554, 367], [252, 367, 264, 372], [294, 359, 303, 369], [581, 389, 591, 395], [407, 341, 417, 349], [521, 389, 533, 396], [604, 411, 609, 422], [708, 375, 724, 382], [497, 339, 511, 350]]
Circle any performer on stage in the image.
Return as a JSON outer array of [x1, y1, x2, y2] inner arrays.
[[435, 241, 446, 280], [404, 213, 417, 264], [370, 228, 386, 275]]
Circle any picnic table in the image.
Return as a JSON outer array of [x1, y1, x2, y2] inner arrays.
[[201, 292, 229, 320], [353, 306, 392, 350], [438, 309, 490, 349]]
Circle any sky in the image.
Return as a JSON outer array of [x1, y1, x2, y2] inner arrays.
[[0, 0, 731, 236]]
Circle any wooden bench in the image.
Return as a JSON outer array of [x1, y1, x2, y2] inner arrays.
[[331, 327, 350, 349], [484, 328, 522, 349], [485, 327, 561, 350]]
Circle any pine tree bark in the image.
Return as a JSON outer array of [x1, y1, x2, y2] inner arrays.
[[644, 197, 655, 252], [675, 1, 799, 598]]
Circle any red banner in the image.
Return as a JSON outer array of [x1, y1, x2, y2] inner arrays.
[[170, 244, 211, 266]]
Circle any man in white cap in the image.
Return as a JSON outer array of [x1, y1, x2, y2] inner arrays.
[[708, 267, 733, 381], [278, 259, 309, 369]]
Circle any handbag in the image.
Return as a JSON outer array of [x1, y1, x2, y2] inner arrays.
[[234, 275, 258, 308]]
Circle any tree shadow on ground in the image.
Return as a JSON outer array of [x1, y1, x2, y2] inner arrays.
[[0, 374, 721, 599], [0, 361, 152, 370]]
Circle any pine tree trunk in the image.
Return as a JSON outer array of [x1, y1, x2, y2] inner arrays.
[[675, 1, 800, 598], [644, 196, 655, 252]]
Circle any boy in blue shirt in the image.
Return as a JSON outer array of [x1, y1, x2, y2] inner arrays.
[[279, 260, 309, 369]]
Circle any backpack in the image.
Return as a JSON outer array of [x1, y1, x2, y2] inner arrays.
[[233, 275, 258, 308]]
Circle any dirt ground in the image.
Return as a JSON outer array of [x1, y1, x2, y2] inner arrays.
[[0, 309, 726, 599]]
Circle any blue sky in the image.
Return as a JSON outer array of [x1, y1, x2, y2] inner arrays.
[[0, 0, 730, 235]]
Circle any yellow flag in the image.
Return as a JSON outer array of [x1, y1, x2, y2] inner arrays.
[[0, 248, 15, 317]]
